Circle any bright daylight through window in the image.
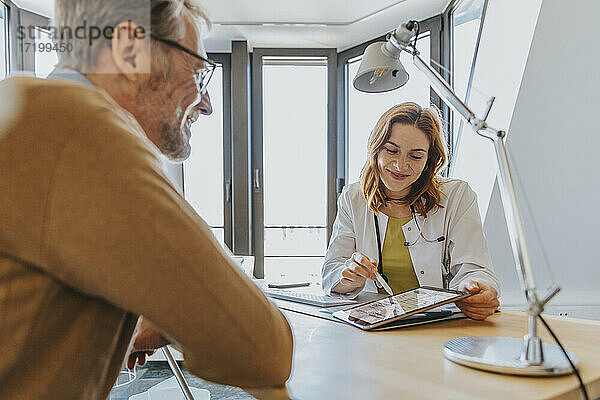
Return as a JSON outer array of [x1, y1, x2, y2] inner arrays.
[[262, 57, 328, 282], [34, 28, 58, 78], [183, 65, 225, 244], [451, 0, 484, 151]]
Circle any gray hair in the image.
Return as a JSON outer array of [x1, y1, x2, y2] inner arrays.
[[53, 0, 210, 74]]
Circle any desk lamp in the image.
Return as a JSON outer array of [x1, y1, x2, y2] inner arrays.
[[353, 20, 577, 376]]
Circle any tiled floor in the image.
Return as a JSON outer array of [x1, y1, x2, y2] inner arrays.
[[109, 361, 255, 400]]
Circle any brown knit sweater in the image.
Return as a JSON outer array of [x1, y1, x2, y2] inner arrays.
[[0, 77, 292, 399]]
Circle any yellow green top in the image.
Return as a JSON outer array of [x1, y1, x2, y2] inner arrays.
[[380, 216, 420, 294]]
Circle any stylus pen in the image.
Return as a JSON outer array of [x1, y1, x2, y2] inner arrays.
[[417, 309, 453, 318], [375, 272, 394, 296]]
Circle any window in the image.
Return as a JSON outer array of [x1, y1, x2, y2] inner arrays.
[[450, 0, 542, 218], [251, 51, 336, 282], [261, 57, 328, 282], [34, 28, 58, 78], [451, 0, 485, 151], [346, 34, 431, 184], [183, 60, 229, 246], [0, 2, 8, 80]]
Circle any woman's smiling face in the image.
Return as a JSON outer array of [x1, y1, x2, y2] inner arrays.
[[377, 123, 430, 198]]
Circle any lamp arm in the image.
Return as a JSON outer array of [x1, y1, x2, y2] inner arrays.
[[487, 126, 539, 302], [386, 23, 476, 124], [409, 51, 543, 308], [412, 54, 479, 129]]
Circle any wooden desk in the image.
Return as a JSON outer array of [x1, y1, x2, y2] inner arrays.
[[280, 309, 600, 400]]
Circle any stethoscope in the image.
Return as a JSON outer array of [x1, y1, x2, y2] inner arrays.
[[373, 205, 445, 285]]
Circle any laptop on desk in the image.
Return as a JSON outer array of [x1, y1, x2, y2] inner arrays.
[[263, 287, 358, 307]]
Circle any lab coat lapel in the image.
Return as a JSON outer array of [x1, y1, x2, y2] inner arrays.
[[376, 212, 388, 248]]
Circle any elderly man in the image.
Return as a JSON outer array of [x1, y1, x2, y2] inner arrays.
[[0, 1, 292, 399]]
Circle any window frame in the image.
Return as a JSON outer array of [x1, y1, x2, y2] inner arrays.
[[444, 0, 489, 172], [18, 8, 49, 73], [2, 0, 22, 72], [0, 1, 8, 78], [250, 48, 337, 278]]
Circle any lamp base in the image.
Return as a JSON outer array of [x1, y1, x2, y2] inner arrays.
[[443, 336, 578, 376]]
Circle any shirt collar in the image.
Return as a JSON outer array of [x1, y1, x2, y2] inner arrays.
[[46, 67, 94, 88]]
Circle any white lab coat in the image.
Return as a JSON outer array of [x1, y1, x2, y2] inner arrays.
[[322, 178, 501, 298]]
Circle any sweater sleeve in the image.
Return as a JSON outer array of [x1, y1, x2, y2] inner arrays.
[[40, 107, 292, 388]]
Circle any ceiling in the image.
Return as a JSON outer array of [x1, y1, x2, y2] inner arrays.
[[13, 0, 450, 51]]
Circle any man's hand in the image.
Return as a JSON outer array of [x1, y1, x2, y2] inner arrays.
[[126, 318, 169, 370], [455, 281, 499, 320]]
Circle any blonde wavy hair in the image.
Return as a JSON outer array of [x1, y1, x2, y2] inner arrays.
[[360, 102, 447, 216]]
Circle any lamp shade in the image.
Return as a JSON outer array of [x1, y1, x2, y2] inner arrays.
[[353, 42, 409, 93]]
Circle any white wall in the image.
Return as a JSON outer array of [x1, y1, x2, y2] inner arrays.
[[483, 0, 600, 319]]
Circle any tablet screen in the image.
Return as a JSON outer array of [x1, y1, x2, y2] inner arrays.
[[333, 286, 468, 329]]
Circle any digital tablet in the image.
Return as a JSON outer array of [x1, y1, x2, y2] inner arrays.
[[332, 286, 471, 330]]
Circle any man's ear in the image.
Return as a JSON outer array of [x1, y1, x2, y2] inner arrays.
[[111, 20, 151, 81]]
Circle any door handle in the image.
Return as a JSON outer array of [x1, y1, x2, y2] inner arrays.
[[225, 180, 232, 203], [253, 168, 260, 191]]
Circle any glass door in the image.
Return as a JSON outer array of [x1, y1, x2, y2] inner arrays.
[[183, 54, 232, 248], [251, 51, 337, 281]]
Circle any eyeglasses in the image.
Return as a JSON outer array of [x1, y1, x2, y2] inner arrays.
[[150, 33, 217, 95]]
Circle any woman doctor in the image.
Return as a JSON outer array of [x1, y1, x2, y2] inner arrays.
[[322, 102, 500, 320]]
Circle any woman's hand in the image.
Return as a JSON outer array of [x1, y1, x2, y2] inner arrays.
[[455, 281, 500, 320], [333, 252, 378, 294]]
